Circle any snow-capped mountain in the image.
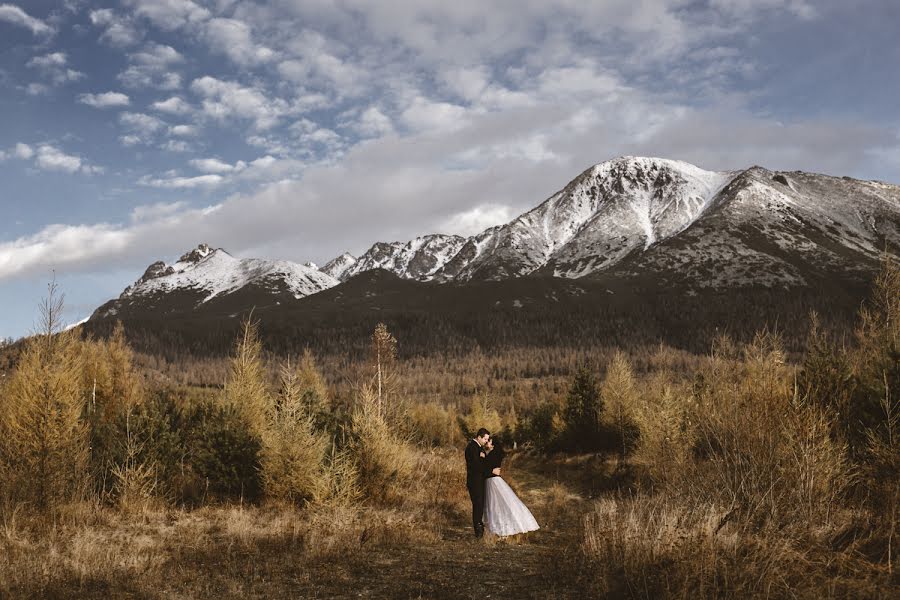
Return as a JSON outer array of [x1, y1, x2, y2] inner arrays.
[[334, 234, 467, 282], [322, 156, 899, 286], [439, 157, 735, 281], [90, 156, 899, 324], [320, 252, 358, 280], [607, 166, 900, 288], [92, 243, 337, 318]]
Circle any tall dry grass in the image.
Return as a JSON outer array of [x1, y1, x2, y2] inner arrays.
[[349, 386, 417, 505], [581, 258, 900, 598], [583, 496, 890, 600]]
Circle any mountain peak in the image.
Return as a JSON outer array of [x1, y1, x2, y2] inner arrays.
[[178, 243, 218, 264], [321, 252, 358, 280]]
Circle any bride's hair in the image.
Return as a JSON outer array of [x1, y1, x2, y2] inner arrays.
[[489, 437, 506, 466]]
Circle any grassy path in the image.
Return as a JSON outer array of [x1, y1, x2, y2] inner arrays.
[[30, 454, 598, 600], [314, 454, 596, 599]]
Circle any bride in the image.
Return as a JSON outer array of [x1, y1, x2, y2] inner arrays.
[[483, 438, 540, 537]]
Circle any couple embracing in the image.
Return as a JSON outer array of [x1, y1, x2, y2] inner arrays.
[[465, 428, 540, 538]]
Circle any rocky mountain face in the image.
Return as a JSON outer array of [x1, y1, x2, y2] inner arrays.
[[324, 156, 899, 287], [92, 243, 337, 318], [90, 156, 899, 324], [337, 234, 467, 281]]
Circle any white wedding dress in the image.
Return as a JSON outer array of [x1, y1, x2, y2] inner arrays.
[[484, 476, 540, 537]]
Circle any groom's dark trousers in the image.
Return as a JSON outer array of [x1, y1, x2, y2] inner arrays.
[[465, 439, 486, 536]]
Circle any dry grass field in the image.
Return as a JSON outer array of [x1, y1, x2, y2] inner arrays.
[[0, 259, 897, 598]]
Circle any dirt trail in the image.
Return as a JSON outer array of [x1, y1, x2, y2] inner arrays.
[[332, 455, 595, 599]]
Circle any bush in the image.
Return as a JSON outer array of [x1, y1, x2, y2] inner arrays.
[[600, 352, 641, 458], [260, 361, 330, 505], [562, 367, 618, 452], [407, 401, 460, 447], [458, 395, 503, 440], [349, 386, 416, 505], [185, 401, 263, 502], [517, 400, 565, 453]]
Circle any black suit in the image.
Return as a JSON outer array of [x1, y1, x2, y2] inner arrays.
[[465, 439, 488, 536]]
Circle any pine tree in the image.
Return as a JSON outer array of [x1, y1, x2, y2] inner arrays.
[[0, 280, 89, 511], [292, 348, 331, 428], [850, 255, 899, 458], [261, 360, 328, 504], [223, 316, 270, 436], [370, 322, 397, 417], [564, 366, 603, 452], [601, 352, 639, 458], [82, 321, 145, 497]]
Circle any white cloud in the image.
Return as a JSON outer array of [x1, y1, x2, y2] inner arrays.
[[190, 158, 245, 174], [138, 173, 224, 189], [279, 55, 362, 95], [440, 204, 513, 237], [89, 8, 141, 47], [32, 144, 101, 175], [400, 97, 468, 133], [120, 112, 166, 135], [24, 82, 50, 96], [119, 135, 142, 147], [130, 201, 187, 223], [159, 139, 191, 153], [204, 17, 275, 66], [131, 43, 183, 66], [349, 106, 394, 137], [0, 3, 52, 35], [126, 0, 210, 31], [440, 66, 490, 101], [119, 67, 181, 90], [27, 52, 66, 69], [26, 52, 84, 85], [118, 43, 183, 90], [78, 91, 131, 108], [14, 143, 33, 159], [151, 96, 192, 114], [168, 124, 198, 137], [35, 145, 81, 173], [0, 223, 131, 280], [190, 76, 294, 130]]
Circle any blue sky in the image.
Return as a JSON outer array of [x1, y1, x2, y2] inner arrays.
[[1, 0, 898, 338]]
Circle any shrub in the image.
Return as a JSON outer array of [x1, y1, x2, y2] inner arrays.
[[349, 386, 416, 505], [222, 317, 269, 436], [458, 395, 503, 440], [81, 323, 145, 498], [407, 401, 460, 447], [517, 400, 565, 453], [185, 401, 263, 502], [260, 361, 329, 505], [563, 366, 616, 452], [628, 375, 694, 488], [600, 352, 641, 458]]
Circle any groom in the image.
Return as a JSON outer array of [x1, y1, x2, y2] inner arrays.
[[465, 428, 491, 538]]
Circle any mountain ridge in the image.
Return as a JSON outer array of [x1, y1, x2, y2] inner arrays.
[[90, 155, 900, 322]]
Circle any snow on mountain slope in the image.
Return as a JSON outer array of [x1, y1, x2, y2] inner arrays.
[[338, 234, 467, 281], [321, 252, 358, 280], [91, 157, 900, 323], [319, 156, 897, 288], [101, 243, 338, 316], [606, 166, 900, 288], [435, 157, 735, 281]]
